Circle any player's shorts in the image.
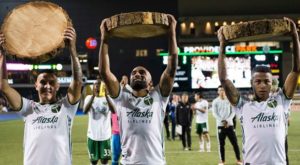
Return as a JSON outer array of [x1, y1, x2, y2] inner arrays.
[[87, 137, 111, 161], [196, 122, 209, 134]]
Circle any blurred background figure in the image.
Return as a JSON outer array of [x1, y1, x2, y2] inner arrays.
[[193, 92, 211, 152], [83, 79, 112, 165], [176, 92, 193, 150], [212, 86, 242, 165]]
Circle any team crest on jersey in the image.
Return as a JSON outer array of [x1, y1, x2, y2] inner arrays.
[[144, 96, 153, 106], [51, 104, 61, 113], [267, 99, 277, 108]]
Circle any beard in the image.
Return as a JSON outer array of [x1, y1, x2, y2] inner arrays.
[[131, 80, 147, 91]]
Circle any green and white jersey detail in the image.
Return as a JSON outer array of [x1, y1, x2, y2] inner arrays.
[[19, 96, 79, 165], [84, 95, 111, 141], [112, 85, 168, 165], [194, 99, 209, 123], [234, 89, 290, 165]]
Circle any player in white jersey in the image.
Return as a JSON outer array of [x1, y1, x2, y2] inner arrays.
[[0, 27, 82, 165], [217, 17, 300, 165], [194, 92, 211, 152], [98, 15, 178, 165], [84, 80, 112, 165]]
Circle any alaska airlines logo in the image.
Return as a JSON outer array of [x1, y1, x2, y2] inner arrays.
[[251, 112, 279, 123], [127, 108, 153, 118], [32, 116, 59, 124], [267, 99, 277, 108]]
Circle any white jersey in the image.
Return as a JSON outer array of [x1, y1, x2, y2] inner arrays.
[[18, 96, 79, 165], [212, 97, 235, 127], [112, 85, 169, 165], [194, 99, 209, 123], [233, 89, 290, 165], [84, 95, 111, 141]]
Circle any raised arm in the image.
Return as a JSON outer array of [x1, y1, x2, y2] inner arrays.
[[98, 19, 120, 98], [64, 27, 83, 104], [283, 17, 300, 98], [105, 92, 116, 114], [83, 95, 95, 114], [159, 14, 178, 97], [217, 27, 240, 105], [0, 33, 22, 111]]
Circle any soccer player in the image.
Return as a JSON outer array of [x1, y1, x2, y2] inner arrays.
[[194, 92, 211, 152], [83, 80, 112, 165], [217, 17, 299, 165], [212, 86, 242, 165], [0, 27, 82, 165], [98, 14, 178, 164]]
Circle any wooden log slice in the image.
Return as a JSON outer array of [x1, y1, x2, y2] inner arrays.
[[1, 1, 72, 63], [222, 19, 291, 42], [106, 12, 169, 38]]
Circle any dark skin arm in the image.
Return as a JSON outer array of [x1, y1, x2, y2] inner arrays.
[[283, 17, 300, 98], [0, 33, 22, 110], [105, 91, 116, 114], [64, 27, 83, 104], [217, 27, 240, 106], [83, 95, 95, 114], [98, 19, 120, 98], [159, 15, 178, 97]]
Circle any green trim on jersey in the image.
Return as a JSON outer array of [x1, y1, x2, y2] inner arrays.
[[87, 138, 111, 161]]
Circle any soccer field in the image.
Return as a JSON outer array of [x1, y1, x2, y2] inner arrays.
[[1, 112, 300, 165]]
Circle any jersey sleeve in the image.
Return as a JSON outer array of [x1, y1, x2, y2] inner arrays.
[[63, 96, 80, 118], [232, 96, 246, 119], [110, 84, 124, 103], [17, 97, 34, 119], [155, 85, 169, 112], [279, 89, 292, 113]]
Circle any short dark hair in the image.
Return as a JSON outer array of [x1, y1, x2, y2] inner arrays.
[[182, 92, 189, 96], [252, 65, 272, 75], [34, 70, 57, 81], [195, 92, 202, 98]]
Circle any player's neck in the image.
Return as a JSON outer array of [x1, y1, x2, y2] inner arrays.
[[219, 95, 225, 100], [132, 89, 148, 97], [39, 98, 57, 104]]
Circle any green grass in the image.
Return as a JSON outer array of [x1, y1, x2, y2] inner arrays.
[[1, 112, 300, 165]]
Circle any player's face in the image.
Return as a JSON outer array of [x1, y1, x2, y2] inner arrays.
[[35, 73, 59, 103], [218, 87, 225, 97], [181, 94, 189, 103], [130, 66, 151, 91], [93, 81, 101, 96], [252, 72, 272, 101], [194, 94, 200, 101]]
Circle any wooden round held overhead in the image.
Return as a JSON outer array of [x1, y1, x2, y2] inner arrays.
[[1, 1, 72, 62], [105, 12, 170, 38], [221, 19, 291, 42]]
